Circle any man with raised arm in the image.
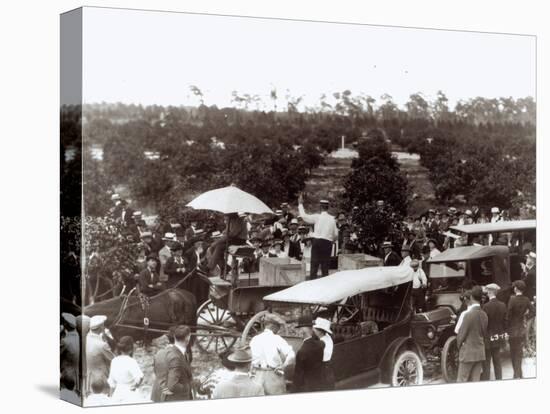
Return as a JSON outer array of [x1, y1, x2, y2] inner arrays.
[[297, 194, 338, 279]]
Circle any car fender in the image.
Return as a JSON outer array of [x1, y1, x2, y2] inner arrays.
[[379, 337, 426, 384]]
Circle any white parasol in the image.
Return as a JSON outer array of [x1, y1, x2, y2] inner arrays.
[[186, 185, 273, 215]]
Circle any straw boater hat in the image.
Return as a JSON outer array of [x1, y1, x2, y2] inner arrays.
[[313, 317, 332, 335], [381, 241, 393, 248], [290, 218, 299, 225], [491, 207, 500, 214], [162, 232, 177, 241], [320, 199, 330, 206], [89, 315, 107, 329], [111, 193, 121, 201], [132, 211, 142, 217], [140, 231, 153, 239], [526, 251, 536, 259], [61, 313, 76, 329], [465, 209, 473, 216], [275, 210, 283, 216], [210, 230, 223, 238]]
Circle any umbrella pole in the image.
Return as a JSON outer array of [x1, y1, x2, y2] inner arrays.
[[222, 217, 229, 279]]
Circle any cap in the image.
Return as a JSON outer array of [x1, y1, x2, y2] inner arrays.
[[61, 313, 76, 328], [290, 218, 299, 225], [89, 315, 107, 329], [448, 207, 457, 214], [485, 283, 501, 292], [312, 317, 333, 334]]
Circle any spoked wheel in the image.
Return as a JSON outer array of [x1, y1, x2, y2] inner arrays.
[[195, 299, 238, 354], [441, 335, 459, 383], [391, 350, 424, 386]]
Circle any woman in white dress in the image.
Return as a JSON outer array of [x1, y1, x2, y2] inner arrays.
[[108, 336, 145, 404]]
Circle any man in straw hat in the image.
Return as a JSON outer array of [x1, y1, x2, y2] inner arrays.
[[480, 283, 507, 381], [382, 241, 401, 266], [250, 314, 295, 395], [298, 193, 338, 279], [312, 317, 335, 390], [292, 315, 325, 393], [212, 345, 264, 399]]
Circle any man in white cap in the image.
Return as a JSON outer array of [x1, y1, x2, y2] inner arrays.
[[480, 283, 507, 381], [298, 193, 338, 279], [86, 315, 114, 393], [490, 207, 502, 223], [60, 313, 80, 393], [312, 317, 335, 390], [250, 314, 295, 395]]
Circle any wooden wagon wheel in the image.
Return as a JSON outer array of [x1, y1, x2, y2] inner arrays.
[[195, 299, 238, 354], [441, 335, 459, 383], [240, 310, 288, 345]]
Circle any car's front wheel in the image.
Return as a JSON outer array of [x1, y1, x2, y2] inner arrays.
[[391, 350, 424, 386]]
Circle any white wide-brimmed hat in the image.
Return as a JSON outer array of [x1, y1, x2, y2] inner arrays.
[[90, 315, 107, 329], [313, 317, 332, 334]]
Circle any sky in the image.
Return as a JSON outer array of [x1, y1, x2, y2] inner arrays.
[[82, 7, 536, 111]]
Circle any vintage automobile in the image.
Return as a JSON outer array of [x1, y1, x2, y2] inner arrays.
[[411, 245, 513, 382], [449, 220, 535, 282], [240, 265, 426, 389]]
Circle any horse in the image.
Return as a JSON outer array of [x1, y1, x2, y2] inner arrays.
[[84, 287, 198, 343]]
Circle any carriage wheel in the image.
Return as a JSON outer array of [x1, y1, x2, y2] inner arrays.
[[240, 310, 288, 345], [441, 335, 459, 383], [195, 299, 238, 354], [391, 350, 424, 386]]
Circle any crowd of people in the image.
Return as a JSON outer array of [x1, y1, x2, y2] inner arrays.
[[60, 192, 537, 404]]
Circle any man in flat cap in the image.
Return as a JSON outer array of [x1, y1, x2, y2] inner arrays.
[[480, 283, 507, 380], [60, 313, 80, 393], [86, 315, 115, 394], [212, 346, 264, 399], [298, 194, 338, 279], [250, 314, 295, 395]]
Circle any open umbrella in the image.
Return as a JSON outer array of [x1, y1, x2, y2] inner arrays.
[[186, 185, 273, 215]]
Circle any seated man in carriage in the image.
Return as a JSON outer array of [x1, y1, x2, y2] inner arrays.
[[138, 255, 164, 296]]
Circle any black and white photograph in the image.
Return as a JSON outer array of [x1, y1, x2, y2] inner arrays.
[[59, 5, 537, 408]]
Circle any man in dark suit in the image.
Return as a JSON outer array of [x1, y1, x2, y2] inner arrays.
[[456, 286, 488, 382], [292, 315, 326, 393], [151, 325, 193, 402], [481, 283, 507, 380], [138, 256, 163, 296], [382, 241, 401, 266], [165, 243, 187, 282], [506, 280, 535, 378], [522, 252, 536, 301]]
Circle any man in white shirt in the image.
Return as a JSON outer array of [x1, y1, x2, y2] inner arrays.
[[410, 260, 428, 312], [250, 314, 295, 395], [298, 194, 338, 279]]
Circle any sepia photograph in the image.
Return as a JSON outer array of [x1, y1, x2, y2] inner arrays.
[[59, 6, 536, 407]]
